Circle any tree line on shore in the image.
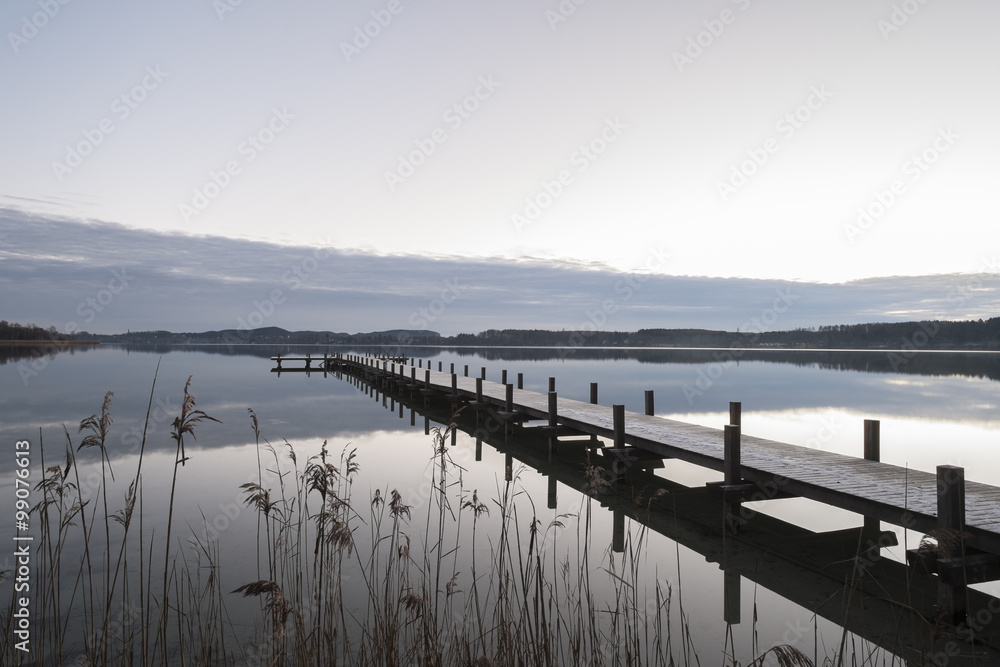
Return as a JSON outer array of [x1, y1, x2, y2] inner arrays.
[[23, 316, 996, 349], [0, 320, 76, 342]]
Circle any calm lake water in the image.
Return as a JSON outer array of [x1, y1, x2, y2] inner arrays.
[[3, 344, 1000, 663]]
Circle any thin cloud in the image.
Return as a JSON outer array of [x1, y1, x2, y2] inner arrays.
[[2, 210, 998, 336]]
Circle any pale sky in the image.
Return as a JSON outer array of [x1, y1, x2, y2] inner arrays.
[[2, 1, 999, 333]]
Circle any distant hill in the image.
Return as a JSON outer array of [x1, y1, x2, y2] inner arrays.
[[69, 318, 1000, 349]]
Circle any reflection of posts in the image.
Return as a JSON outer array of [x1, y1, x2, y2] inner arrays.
[[612, 509, 625, 554], [547, 475, 557, 510], [723, 565, 741, 625]]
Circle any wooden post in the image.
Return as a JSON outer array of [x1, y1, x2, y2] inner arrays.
[[548, 376, 556, 392], [481, 366, 486, 380], [475, 377, 484, 424], [864, 419, 880, 461], [724, 424, 742, 534], [612, 404, 627, 476], [613, 404, 625, 449], [864, 420, 880, 533], [419, 359, 422, 368], [517, 372, 523, 390], [548, 391, 558, 454], [724, 424, 741, 484], [451, 373, 457, 400], [730, 401, 742, 427], [464, 364, 468, 377], [589, 383, 600, 444], [645, 390, 654, 416], [450, 362, 454, 374], [937, 465, 967, 623], [438, 361, 442, 372], [502, 369, 508, 385], [505, 383, 514, 412], [723, 566, 741, 625]]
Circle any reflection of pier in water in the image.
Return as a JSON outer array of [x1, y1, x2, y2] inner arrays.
[[276, 354, 1000, 664]]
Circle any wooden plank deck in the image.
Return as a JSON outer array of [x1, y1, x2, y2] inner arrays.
[[333, 355, 1000, 557]]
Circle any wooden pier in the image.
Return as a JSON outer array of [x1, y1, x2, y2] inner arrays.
[[279, 353, 1000, 630]]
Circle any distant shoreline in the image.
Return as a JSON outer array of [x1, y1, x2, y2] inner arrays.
[[0, 340, 100, 346]]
